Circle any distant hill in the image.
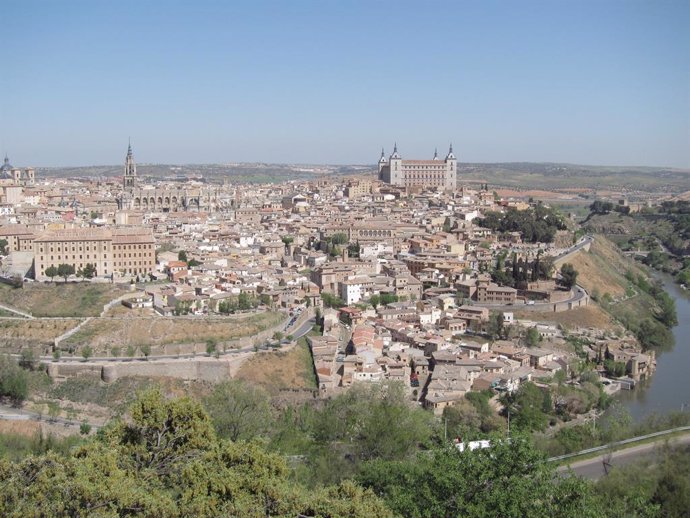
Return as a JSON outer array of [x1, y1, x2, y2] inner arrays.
[[35, 161, 690, 193], [35, 163, 373, 183]]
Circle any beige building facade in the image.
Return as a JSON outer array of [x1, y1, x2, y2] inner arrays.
[[378, 144, 457, 190], [33, 228, 155, 279]]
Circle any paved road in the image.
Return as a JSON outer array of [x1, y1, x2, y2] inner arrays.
[[290, 317, 316, 340], [0, 403, 98, 430], [557, 432, 690, 480], [470, 237, 593, 312]]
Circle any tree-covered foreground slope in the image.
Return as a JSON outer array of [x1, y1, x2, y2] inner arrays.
[[0, 389, 390, 518], [0, 387, 664, 518]]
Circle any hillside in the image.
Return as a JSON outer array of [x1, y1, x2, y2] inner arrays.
[[564, 235, 674, 350], [567, 235, 647, 298]]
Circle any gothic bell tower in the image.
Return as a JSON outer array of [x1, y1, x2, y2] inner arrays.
[[123, 140, 137, 189]]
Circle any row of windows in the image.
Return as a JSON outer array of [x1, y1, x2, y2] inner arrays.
[[40, 245, 107, 253], [41, 255, 103, 261], [115, 252, 152, 258], [37, 243, 153, 253], [113, 244, 153, 250]]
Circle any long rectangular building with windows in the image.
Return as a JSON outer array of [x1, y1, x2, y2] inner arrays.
[[33, 227, 155, 280], [378, 144, 457, 190]]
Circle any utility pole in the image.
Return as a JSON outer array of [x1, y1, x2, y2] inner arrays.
[[444, 418, 448, 442]]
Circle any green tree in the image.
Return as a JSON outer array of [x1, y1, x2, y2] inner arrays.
[[487, 312, 504, 340], [502, 382, 550, 432], [140, 343, 151, 359], [331, 232, 349, 245], [44, 265, 58, 281], [369, 294, 381, 308], [81, 345, 93, 360], [604, 359, 626, 378], [321, 292, 345, 308], [203, 380, 273, 442], [81, 263, 97, 279], [0, 238, 7, 255], [379, 293, 399, 305], [177, 250, 188, 262], [526, 326, 542, 347], [18, 349, 37, 371], [636, 318, 673, 350], [311, 382, 434, 465], [357, 437, 602, 518], [0, 388, 393, 517], [559, 263, 578, 289], [653, 291, 677, 327], [0, 356, 28, 406], [56, 263, 75, 282], [238, 292, 255, 310]]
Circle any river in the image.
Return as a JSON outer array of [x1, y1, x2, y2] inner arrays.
[[617, 275, 690, 420]]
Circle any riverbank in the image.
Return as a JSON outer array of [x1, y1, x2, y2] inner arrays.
[[617, 274, 690, 420]]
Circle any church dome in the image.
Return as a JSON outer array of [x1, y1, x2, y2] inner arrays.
[[1, 155, 13, 179]]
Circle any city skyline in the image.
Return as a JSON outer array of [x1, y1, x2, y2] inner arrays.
[[2, 0, 689, 168]]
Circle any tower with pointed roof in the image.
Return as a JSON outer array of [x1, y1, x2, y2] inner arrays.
[[123, 140, 137, 189], [377, 148, 388, 181]]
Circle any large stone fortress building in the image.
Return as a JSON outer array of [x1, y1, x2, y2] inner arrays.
[[116, 143, 218, 212], [378, 144, 456, 190]]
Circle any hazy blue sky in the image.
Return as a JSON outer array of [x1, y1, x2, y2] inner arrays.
[[2, 0, 689, 167]]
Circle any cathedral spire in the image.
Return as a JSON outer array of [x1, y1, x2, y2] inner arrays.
[[124, 140, 137, 189], [390, 142, 400, 159]]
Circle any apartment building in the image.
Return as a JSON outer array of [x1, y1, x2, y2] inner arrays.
[[33, 227, 155, 279]]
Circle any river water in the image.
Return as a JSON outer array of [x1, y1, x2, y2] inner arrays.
[[617, 276, 690, 420]]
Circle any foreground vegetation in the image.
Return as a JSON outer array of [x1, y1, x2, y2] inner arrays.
[[1, 386, 676, 518]]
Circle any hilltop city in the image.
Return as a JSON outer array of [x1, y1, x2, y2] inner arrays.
[[0, 143, 658, 411]]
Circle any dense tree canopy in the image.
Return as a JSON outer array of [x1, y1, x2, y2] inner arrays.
[[357, 437, 603, 518], [0, 389, 391, 518], [204, 380, 273, 442], [478, 205, 567, 243]]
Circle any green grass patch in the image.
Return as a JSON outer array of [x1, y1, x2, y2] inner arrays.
[[50, 376, 156, 413], [0, 283, 127, 317]]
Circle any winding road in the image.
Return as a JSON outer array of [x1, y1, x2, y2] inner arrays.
[[556, 430, 690, 480]]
